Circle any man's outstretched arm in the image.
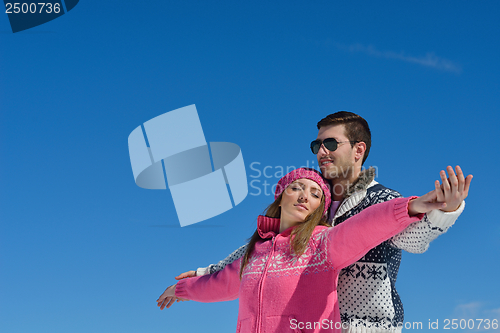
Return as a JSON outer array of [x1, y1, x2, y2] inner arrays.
[[175, 243, 249, 280], [390, 165, 472, 253]]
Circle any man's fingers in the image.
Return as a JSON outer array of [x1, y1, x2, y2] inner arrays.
[[463, 174, 473, 198], [455, 165, 465, 193], [440, 170, 451, 193], [175, 271, 196, 280], [447, 165, 459, 192]]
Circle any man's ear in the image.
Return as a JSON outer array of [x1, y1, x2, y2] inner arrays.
[[354, 142, 367, 163]]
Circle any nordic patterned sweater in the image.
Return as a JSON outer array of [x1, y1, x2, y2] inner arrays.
[[177, 197, 425, 333], [196, 168, 465, 333]]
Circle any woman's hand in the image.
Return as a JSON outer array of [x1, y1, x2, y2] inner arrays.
[[408, 165, 472, 216], [156, 284, 189, 310], [408, 189, 446, 216]]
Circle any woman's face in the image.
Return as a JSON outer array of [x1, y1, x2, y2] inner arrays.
[[279, 178, 323, 225]]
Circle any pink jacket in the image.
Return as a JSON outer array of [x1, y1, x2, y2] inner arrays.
[[176, 197, 423, 333]]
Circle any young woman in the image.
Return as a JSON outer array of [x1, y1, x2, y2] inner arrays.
[[157, 168, 450, 333]]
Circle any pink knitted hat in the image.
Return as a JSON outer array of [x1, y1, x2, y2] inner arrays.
[[275, 168, 331, 217]]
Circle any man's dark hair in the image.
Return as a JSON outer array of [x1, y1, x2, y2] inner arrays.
[[317, 111, 371, 165]]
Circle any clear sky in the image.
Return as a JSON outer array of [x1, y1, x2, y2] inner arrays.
[[1, 1, 499, 332]]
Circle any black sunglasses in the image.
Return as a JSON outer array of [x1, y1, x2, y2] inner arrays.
[[310, 138, 358, 154]]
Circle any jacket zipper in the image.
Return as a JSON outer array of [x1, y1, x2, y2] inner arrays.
[[256, 236, 276, 332]]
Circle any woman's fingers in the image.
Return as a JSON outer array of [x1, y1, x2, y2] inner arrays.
[[157, 284, 178, 310], [435, 180, 445, 202], [166, 297, 176, 309]]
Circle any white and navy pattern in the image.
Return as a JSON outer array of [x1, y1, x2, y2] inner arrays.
[[332, 183, 406, 331], [338, 264, 396, 330], [208, 243, 248, 274], [390, 214, 446, 253]]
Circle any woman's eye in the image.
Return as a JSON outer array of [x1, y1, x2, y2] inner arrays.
[[312, 193, 320, 198]]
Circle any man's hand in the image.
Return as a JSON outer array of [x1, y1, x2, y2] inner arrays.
[[438, 165, 473, 212], [175, 270, 196, 280], [408, 165, 472, 216], [156, 284, 189, 310]]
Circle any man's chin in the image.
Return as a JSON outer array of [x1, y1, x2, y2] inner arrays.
[[319, 166, 337, 180]]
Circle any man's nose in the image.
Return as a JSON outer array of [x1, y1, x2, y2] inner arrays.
[[317, 143, 330, 156]]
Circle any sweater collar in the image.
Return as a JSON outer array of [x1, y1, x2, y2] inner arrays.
[[257, 215, 300, 238], [257, 215, 281, 238]]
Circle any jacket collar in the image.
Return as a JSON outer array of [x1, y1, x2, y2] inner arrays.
[[257, 215, 281, 238], [257, 215, 302, 238], [257, 216, 330, 239], [344, 167, 376, 198], [328, 167, 377, 224]]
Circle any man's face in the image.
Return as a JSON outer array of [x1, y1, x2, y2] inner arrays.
[[315, 124, 356, 180]]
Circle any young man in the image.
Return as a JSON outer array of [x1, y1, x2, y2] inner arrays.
[[172, 112, 472, 333]]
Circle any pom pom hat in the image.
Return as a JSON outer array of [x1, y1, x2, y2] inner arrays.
[[275, 168, 331, 217]]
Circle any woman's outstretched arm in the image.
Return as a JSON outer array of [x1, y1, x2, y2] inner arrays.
[[157, 257, 242, 310]]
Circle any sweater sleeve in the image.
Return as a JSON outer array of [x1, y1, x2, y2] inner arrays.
[[326, 197, 424, 270], [196, 243, 249, 276], [176, 258, 242, 302], [389, 201, 465, 253]]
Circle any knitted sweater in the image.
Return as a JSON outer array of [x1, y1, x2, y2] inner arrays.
[[176, 197, 424, 333], [331, 172, 464, 332], [196, 168, 465, 333]]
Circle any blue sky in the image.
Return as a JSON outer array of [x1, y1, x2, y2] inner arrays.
[[1, 1, 499, 332]]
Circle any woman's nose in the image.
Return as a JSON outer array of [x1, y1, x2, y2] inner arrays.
[[298, 191, 308, 202]]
